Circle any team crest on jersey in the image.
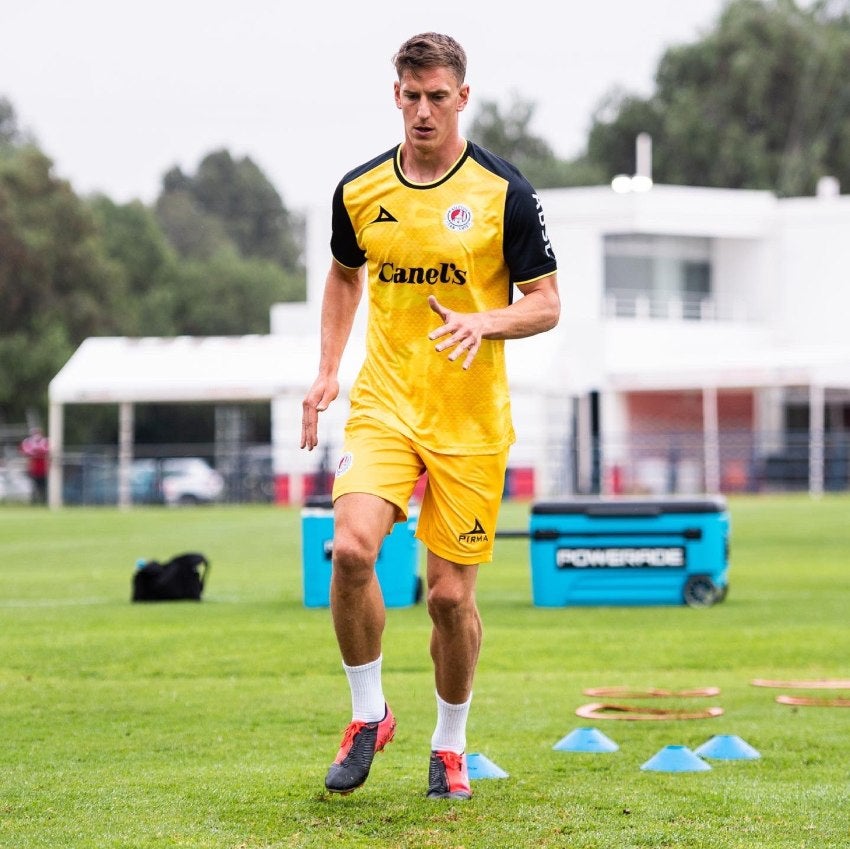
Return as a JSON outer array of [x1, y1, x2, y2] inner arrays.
[[445, 204, 473, 232], [335, 452, 353, 477]]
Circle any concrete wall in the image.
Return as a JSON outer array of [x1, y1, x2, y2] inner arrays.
[[775, 195, 850, 345]]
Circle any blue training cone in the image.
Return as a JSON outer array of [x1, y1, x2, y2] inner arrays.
[[466, 752, 509, 779], [695, 734, 761, 760], [641, 745, 711, 772], [553, 727, 619, 753]]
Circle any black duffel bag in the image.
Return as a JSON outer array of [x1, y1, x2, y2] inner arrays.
[[132, 552, 209, 602]]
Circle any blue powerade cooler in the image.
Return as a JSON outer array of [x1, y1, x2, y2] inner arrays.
[[300, 496, 423, 608], [527, 497, 729, 607]]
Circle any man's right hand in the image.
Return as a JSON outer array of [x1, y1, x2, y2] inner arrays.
[[301, 376, 339, 450]]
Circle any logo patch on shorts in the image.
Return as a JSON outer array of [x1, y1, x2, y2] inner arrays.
[[458, 517, 488, 544], [335, 452, 353, 477]]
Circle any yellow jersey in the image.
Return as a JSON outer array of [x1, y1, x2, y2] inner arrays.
[[331, 141, 557, 455]]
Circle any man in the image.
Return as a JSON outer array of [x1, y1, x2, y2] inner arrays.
[[20, 426, 50, 505], [300, 32, 559, 800]]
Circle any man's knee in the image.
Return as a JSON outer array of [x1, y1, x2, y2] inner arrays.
[[332, 527, 381, 588], [427, 579, 474, 625]]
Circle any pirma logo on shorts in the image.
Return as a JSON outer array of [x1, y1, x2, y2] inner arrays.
[[458, 517, 488, 544]]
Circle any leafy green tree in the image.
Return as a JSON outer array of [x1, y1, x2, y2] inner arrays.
[[157, 150, 305, 273], [469, 94, 606, 188], [88, 195, 180, 336], [0, 144, 122, 421], [584, 0, 850, 195], [0, 97, 25, 146], [0, 98, 307, 436], [582, 90, 663, 181], [194, 150, 303, 269], [170, 250, 304, 335], [470, 94, 555, 163], [155, 177, 237, 261]]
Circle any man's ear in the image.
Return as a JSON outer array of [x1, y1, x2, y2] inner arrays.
[[457, 83, 470, 113]]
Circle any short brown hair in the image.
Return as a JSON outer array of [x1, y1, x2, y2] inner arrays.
[[392, 33, 467, 84]]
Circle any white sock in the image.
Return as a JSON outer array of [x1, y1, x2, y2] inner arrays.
[[431, 691, 472, 754], [342, 655, 385, 722]]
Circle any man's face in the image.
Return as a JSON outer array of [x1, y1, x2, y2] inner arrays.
[[394, 65, 469, 157]]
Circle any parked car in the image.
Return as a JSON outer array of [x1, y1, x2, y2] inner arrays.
[[156, 458, 224, 505], [129, 459, 163, 504], [65, 457, 225, 506], [0, 462, 33, 503], [62, 454, 120, 505]]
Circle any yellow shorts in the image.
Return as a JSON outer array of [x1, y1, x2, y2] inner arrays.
[[332, 416, 509, 565]]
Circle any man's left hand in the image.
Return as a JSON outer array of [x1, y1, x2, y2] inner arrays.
[[427, 295, 484, 370]]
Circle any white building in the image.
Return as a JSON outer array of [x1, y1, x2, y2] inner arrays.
[[273, 177, 850, 499]]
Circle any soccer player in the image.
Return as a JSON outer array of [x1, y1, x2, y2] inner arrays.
[[300, 32, 559, 799]]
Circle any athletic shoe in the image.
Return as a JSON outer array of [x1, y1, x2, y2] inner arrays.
[[426, 750, 472, 800], [324, 704, 396, 794]]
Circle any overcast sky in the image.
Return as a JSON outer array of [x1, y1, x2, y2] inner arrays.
[[2, 0, 732, 211]]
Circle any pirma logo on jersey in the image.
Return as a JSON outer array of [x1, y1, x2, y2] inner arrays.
[[445, 204, 473, 232]]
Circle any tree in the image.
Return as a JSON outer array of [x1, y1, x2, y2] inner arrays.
[[470, 94, 555, 163], [154, 187, 233, 262], [157, 150, 305, 274], [469, 94, 606, 188], [0, 144, 122, 421], [169, 250, 304, 336], [0, 97, 25, 146], [582, 89, 664, 182], [88, 195, 180, 336], [584, 0, 850, 196], [0, 99, 307, 435]]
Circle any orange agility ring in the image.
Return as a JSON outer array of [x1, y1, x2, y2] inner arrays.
[[775, 694, 850, 708], [751, 678, 850, 689], [583, 686, 720, 699], [576, 702, 724, 721]]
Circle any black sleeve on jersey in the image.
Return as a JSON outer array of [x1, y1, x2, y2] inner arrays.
[[467, 143, 557, 286], [330, 180, 366, 269], [329, 147, 398, 269], [503, 179, 558, 286]]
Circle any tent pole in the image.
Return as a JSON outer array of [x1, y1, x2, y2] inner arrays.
[[576, 392, 593, 494], [118, 402, 134, 510], [47, 402, 64, 509], [809, 383, 824, 498], [702, 386, 720, 494]]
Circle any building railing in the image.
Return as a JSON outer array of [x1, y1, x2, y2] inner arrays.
[[603, 294, 754, 323]]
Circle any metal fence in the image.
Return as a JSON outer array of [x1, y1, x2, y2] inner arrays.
[[571, 429, 849, 497], [39, 444, 276, 507], [3, 430, 847, 506]]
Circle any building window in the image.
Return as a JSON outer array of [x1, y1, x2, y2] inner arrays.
[[604, 234, 712, 320]]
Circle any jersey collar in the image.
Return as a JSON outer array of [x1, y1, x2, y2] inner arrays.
[[394, 141, 470, 189]]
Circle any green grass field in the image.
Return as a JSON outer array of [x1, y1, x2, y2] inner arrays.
[[1, 495, 848, 848]]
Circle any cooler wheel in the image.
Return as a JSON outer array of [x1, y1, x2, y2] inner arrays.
[[683, 574, 720, 608]]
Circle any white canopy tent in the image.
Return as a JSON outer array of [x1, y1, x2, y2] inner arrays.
[[47, 335, 318, 508]]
